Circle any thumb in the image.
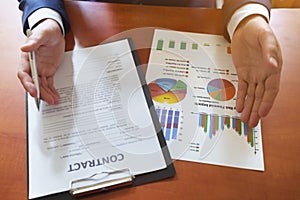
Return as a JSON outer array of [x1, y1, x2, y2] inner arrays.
[[259, 29, 282, 69], [20, 31, 44, 52]]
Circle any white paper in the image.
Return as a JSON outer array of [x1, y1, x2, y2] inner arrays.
[[28, 39, 166, 199], [146, 29, 264, 171]]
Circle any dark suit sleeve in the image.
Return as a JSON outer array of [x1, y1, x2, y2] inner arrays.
[[222, 0, 271, 41], [18, 0, 70, 35]]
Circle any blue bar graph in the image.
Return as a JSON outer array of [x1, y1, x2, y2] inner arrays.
[[209, 115, 213, 138], [232, 117, 236, 130], [244, 122, 248, 136], [172, 111, 180, 139], [165, 110, 173, 140], [221, 116, 225, 131], [155, 108, 180, 141], [160, 109, 167, 132]]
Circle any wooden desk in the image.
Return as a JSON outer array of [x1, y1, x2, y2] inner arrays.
[[0, 1, 299, 199]]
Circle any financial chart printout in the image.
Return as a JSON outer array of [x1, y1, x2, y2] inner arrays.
[[146, 29, 264, 171]]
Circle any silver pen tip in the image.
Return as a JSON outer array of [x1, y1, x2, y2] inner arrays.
[[35, 98, 40, 111]]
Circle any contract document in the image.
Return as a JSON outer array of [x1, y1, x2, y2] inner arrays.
[[27, 39, 174, 199]]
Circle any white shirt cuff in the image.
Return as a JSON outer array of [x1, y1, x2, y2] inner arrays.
[[227, 3, 270, 40], [28, 8, 65, 35]]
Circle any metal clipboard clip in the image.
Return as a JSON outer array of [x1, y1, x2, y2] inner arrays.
[[69, 168, 135, 198]]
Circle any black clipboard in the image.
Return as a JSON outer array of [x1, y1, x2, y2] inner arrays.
[[26, 38, 176, 200]]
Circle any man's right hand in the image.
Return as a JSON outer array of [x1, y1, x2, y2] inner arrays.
[[231, 15, 282, 127], [18, 18, 65, 105]]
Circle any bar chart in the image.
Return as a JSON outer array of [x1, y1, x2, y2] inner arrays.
[[198, 113, 255, 148], [155, 108, 181, 141], [156, 38, 228, 52]]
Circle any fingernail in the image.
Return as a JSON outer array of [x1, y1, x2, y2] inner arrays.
[[269, 56, 278, 68], [54, 98, 59, 105]]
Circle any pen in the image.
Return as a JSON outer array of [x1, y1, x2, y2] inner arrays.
[[26, 29, 41, 111]]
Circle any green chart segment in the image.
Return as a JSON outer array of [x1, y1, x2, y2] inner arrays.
[[156, 39, 199, 50], [198, 113, 255, 148]]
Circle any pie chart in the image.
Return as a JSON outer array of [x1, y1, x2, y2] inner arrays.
[[207, 78, 236, 101], [148, 78, 187, 104]]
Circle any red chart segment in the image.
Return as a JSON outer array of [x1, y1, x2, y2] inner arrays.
[[148, 78, 187, 104], [148, 82, 165, 97], [207, 79, 236, 101]]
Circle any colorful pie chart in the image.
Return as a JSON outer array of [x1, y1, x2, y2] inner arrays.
[[149, 78, 187, 104], [207, 78, 236, 101]]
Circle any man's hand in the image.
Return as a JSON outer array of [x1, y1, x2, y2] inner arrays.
[[231, 15, 282, 127], [18, 18, 65, 105]]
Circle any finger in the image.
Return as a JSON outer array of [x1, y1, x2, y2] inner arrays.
[[47, 77, 60, 104], [20, 30, 46, 53], [240, 83, 256, 123], [20, 40, 36, 53], [258, 31, 282, 118], [259, 30, 282, 69], [17, 71, 37, 97], [20, 37, 40, 53], [18, 52, 37, 97], [248, 83, 265, 127], [40, 76, 56, 105], [236, 79, 248, 113], [20, 51, 30, 71], [258, 75, 280, 117]]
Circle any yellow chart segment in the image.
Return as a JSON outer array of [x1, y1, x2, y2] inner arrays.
[[153, 92, 179, 104]]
